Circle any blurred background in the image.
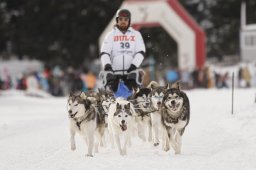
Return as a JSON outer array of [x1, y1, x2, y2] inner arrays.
[[0, 0, 256, 97]]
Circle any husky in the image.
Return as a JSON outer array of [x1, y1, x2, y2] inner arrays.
[[97, 89, 116, 147], [80, 90, 106, 133], [129, 87, 152, 142], [161, 82, 190, 154], [97, 88, 115, 119], [67, 92, 105, 157], [107, 98, 136, 155], [149, 83, 168, 147]]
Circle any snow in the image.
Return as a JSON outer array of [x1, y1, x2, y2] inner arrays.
[[0, 89, 256, 170]]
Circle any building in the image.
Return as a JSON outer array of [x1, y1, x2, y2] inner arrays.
[[240, 0, 256, 62]]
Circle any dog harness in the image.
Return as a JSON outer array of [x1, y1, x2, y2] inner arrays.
[[161, 107, 187, 125], [73, 107, 96, 130]]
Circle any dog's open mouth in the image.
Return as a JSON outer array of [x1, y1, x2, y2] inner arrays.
[[70, 111, 78, 118], [168, 103, 180, 111], [120, 124, 127, 131]]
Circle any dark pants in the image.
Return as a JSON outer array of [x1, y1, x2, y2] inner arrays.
[[107, 75, 138, 92]]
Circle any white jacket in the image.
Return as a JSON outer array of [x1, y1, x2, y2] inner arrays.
[[100, 26, 145, 75]]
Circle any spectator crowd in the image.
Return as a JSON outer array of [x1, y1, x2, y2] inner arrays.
[[0, 63, 256, 97]]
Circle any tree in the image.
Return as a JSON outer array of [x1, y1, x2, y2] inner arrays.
[[0, 0, 123, 66], [180, 0, 256, 60]]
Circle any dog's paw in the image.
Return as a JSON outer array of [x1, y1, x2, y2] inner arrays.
[[163, 148, 170, 152], [175, 151, 181, 155], [71, 145, 76, 151], [120, 150, 127, 156], [86, 154, 94, 157], [162, 146, 170, 152], [174, 146, 181, 154], [153, 142, 159, 147]]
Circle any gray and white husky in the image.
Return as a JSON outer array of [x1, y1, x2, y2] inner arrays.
[[97, 89, 116, 147], [149, 82, 169, 146], [97, 88, 115, 120], [161, 82, 190, 154], [67, 92, 105, 157], [130, 87, 152, 142], [107, 98, 136, 155]]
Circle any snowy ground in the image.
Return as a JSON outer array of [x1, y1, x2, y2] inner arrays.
[[0, 89, 256, 170]]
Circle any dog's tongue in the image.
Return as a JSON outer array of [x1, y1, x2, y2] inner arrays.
[[120, 124, 127, 131]]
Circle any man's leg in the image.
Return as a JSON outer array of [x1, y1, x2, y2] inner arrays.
[[123, 77, 138, 90], [107, 77, 119, 92]]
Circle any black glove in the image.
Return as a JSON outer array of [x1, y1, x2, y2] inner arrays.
[[127, 64, 137, 73], [104, 64, 113, 72]]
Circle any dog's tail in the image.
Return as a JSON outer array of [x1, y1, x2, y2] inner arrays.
[[147, 81, 159, 89]]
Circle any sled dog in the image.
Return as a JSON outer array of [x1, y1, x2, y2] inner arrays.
[[67, 92, 105, 157], [149, 83, 168, 146], [161, 82, 190, 154], [107, 98, 136, 155], [97, 89, 116, 147], [130, 87, 152, 142], [97, 88, 115, 120]]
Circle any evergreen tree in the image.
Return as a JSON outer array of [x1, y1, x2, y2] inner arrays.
[[0, 0, 123, 66]]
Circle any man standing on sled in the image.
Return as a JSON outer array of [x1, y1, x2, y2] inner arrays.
[[100, 9, 146, 92]]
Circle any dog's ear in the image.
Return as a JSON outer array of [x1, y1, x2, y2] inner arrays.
[[150, 84, 156, 90], [147, 81, 159, 89], [124, 103, 130, 110], [83, 99, 91, 110], [94, 92, 100, 102], [165, 83, 171, 89], [116, 103, 122, 110], [132, 88, 136, 95], [100, 94, 106, 100], [109, 93, 115, 99], [110, 96, 115, 103], [132, 87, 140, 94], [70, 90, 80, 97], [70, 91, 81, 101], [73, 90, 82, 97], [136, 87, 140, 93], [162, 93, 166, 101], [171, 81, 180, 90], [69, 92, 74, 102], [162, 90, 170, 102], [80, 92, 87, 100], [107, 88, 114, 94], [162, 88, 168, 95]]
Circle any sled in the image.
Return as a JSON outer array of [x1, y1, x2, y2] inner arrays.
[[99, 69, 145, 99]]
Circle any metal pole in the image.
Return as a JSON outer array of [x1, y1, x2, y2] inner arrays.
[[232, 72, 234, 115]]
